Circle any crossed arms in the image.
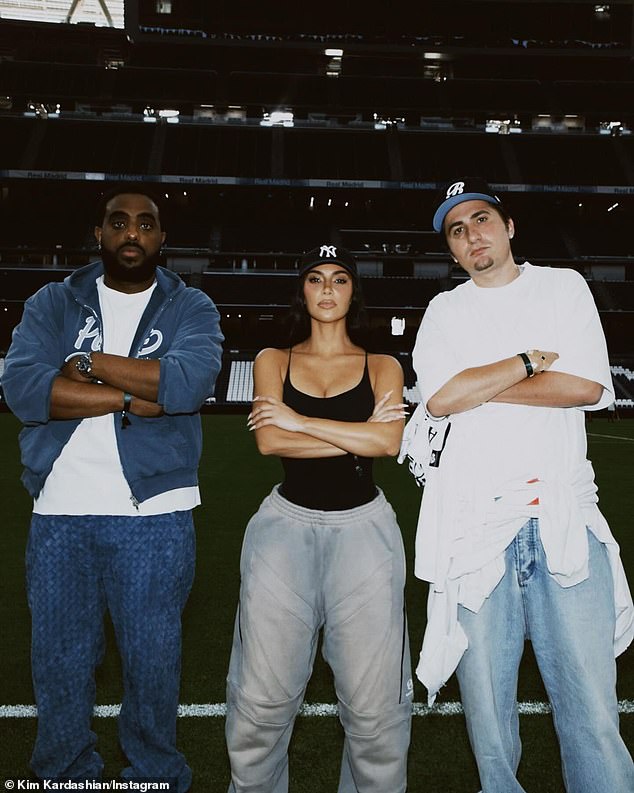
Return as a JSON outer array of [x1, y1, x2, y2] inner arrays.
[[50, 354, 163, 420], [419, 271, 610, 419], [3, 286, 223, 425], [427, 353, 603, 418], [247, 348, 407, 459]]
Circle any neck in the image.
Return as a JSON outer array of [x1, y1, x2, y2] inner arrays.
[[103, 273, 156, 294], [302, 318, 354, 355], [472, 257, 520, 289]]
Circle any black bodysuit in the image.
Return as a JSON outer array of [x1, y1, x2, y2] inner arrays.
[[279, 350, 378, 510]]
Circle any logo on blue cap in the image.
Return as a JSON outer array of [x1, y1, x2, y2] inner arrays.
[[445, 181, 466, 199]]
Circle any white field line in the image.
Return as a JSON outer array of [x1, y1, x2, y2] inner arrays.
[[2, 701, 634, 718], [587, 432, 634, 442]]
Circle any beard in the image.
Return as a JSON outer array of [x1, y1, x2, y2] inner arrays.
[[473, 255, 494, 272], [101, 245, 161, 285]]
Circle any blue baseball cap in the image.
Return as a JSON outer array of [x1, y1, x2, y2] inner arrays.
[[433, 178, 504, 233]]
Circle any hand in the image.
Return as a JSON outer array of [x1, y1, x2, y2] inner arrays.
[[368, 390, 409, 423], [248, 395, 305, 432], [129, 395, 163, 418], [526, 349, 559, 374]]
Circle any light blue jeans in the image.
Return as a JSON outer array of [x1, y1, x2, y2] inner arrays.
[[456, 517, 633, 793]]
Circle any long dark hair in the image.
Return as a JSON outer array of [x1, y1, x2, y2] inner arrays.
[[285, 269, 369, 347]]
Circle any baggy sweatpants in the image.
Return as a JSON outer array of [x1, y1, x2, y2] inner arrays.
[[26, 511, 195, 792], [226, 486, 413, 793]]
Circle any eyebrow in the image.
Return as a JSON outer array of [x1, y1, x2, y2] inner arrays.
[[446, 208, 491, 233], [306, 268, 349, 277], [107, 211, 157, 222]]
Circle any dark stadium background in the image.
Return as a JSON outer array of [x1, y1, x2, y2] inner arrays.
[[0, 1, 632, 790]]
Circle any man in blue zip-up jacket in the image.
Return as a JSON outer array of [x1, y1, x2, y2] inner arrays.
[[3, 188, 224, 791]]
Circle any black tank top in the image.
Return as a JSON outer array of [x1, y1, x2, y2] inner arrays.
[[279, 349, 377, 510]]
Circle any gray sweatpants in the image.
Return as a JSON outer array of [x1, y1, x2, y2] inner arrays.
[[226, 486, 412, 793]]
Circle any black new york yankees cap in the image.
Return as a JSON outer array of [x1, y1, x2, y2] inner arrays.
[[433, 178, 504, 233], [298, 244, 358, 277]]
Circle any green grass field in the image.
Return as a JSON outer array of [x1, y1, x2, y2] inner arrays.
[[1, 413, 632, 791]]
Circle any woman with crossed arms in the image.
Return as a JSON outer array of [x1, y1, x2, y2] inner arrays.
[[225, 245, 413, 793]]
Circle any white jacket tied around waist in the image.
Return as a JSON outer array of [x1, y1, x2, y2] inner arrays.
[[406, 442, 634, 704]]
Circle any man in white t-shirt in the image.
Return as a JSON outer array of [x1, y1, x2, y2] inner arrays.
[[3, 188, 223, 791], [411, 178, 633, 792]]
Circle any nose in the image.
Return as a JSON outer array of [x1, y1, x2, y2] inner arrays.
[[466, 222, 481, 243], [126, 225, 139, 240]]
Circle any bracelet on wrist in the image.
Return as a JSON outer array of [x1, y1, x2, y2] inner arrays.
[[518, 352, 534, 378], [121, 392, 132, 429]]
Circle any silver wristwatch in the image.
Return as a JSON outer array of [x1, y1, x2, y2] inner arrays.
[[75, 351, 94, 379]]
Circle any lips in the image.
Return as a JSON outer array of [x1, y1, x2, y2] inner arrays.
[[119, 244, 144, 258], [318, 300, 336, 308]]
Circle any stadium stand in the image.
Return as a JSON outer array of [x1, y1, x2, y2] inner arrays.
[[226, 358, 255, 403], [0, 2, 632, 411], [612, 365, 634, 409]]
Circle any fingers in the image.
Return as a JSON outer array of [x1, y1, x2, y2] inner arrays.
[[368, 403, 409, 422], [375, 402, 409, 414], [527, 349, 559, 374], [252, 395, 278, 405], [374, 390, 393, 407], [247, 410, 297, 432], [373, 392, 407, 414], [247, 401, 292, 431], [383, 402, 409, 412], [370, 414, 408, 424], [248, 395, 278, 427], [541, 351, 559, 371], [247, 410, 265, 430], [246, 409, 261, 429], [247, 417, 270, 431]]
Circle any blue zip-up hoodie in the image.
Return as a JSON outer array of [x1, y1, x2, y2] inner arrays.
[[3, 261, 224, 503]]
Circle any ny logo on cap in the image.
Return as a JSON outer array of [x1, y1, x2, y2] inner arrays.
[[446, 181, 465, 199], [319, 244, 337, 258]]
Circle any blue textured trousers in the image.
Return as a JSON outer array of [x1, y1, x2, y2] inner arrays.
[[26, 511, 196, 791]]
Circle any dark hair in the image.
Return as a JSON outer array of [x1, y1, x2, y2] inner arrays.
[[95, 185, 166, 229], [285, 270, 369, 347], [490, 202, 512, 229]]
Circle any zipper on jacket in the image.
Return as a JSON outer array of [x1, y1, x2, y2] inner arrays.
[[122, 298, 176, 508], [78, 282, 178, 512], [131, 294, 175, 359], [78, 299, 141, 507]]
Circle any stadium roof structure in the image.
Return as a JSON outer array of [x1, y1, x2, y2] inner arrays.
[[0, 1, 632, 279], [0, 0, 123, 27]]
